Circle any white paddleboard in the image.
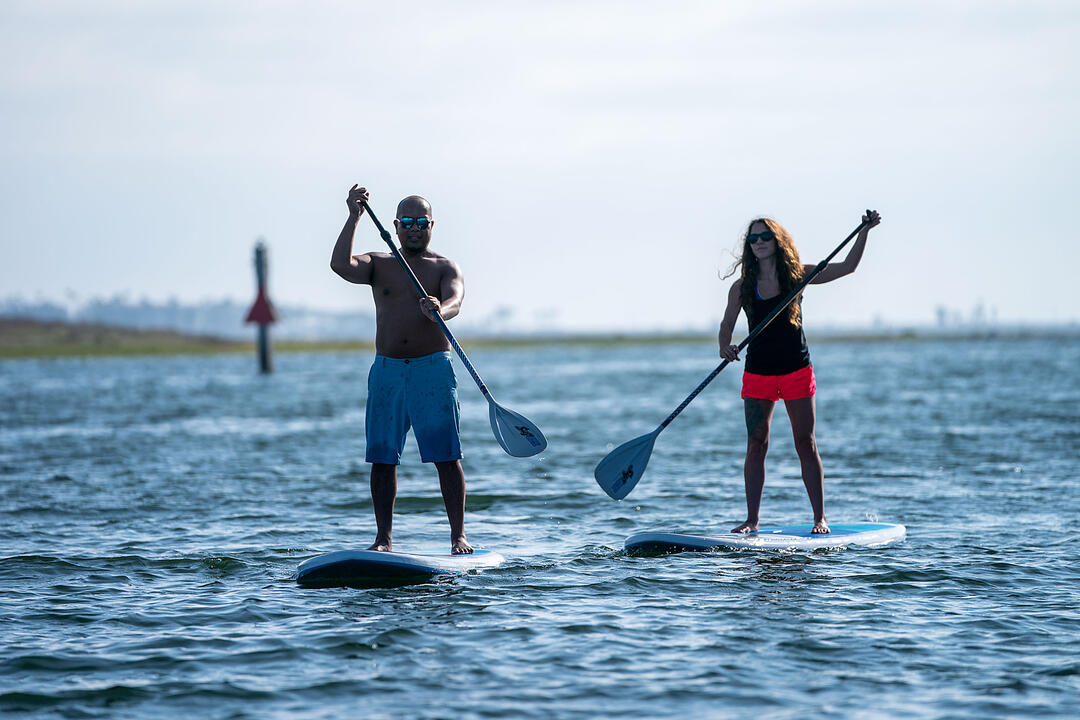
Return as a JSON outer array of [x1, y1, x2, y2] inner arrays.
[[625, 522, 906, 553], [296, 548, 505, 587]]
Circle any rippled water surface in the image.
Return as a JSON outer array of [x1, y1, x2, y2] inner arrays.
[[2, 338, 1079, 719]]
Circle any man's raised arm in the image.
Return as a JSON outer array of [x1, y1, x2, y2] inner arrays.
[[331, 185, 375, 285]]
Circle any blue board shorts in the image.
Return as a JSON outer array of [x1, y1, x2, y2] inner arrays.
[[365, 351, 462, 465]]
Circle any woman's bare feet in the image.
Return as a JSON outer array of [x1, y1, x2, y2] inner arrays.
[[451, 535, 473, 554], [731, 520, 759, 534], [811, 519, 830, 534]]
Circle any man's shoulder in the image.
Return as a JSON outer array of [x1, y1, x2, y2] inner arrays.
[[425, 252, 460, 271]]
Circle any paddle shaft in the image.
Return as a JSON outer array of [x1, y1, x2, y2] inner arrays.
[[658, 219, 872, 430], [359, 200, 492, 400]]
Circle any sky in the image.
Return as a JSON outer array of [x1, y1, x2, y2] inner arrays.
[[1, 1, 1077, 332]]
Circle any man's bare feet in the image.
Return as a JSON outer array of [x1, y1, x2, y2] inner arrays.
[[451, 536, 473, 555], [731, 520, 758, 534], [811, 520, 830, 534], [368, 537, 392, 552]]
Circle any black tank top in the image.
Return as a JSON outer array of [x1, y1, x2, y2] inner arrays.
[[745, 286, 811, 375]]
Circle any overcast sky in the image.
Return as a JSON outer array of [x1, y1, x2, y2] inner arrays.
[[1, 1, 1077, 331]]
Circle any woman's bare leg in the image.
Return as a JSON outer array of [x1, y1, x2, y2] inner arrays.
[[784, 396, 828, 533], [733, 398, 774, 533]]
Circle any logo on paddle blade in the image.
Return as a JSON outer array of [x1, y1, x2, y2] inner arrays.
[[515, 426, 542, 447], [615, 464, 634, 488]]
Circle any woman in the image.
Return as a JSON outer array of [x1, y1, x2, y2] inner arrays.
[[718, 211, 881, 534]]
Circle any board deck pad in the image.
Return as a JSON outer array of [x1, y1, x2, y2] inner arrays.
[[296, 548, 505, 588], [625, 522, 906, 553]]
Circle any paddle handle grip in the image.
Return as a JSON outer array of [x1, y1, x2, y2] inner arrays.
[[658, 218, 871, 430], [359, 199, 492, 399]]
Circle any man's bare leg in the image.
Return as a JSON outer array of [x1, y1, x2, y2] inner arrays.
[[785, 396, 829, 534], [368, 463, 396, 551], [435, 460, 472, 554], [733, 399, 774, 533]]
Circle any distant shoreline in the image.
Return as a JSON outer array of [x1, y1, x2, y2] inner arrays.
[[2, 317, 1078, 360]]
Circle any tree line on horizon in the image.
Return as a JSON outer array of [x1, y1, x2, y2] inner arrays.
[[0, 296, 377, 341]]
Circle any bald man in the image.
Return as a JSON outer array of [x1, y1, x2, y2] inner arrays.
[[331, 185, 472, 554]]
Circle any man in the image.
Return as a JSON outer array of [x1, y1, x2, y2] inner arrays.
[[330, 184, 472, 554]]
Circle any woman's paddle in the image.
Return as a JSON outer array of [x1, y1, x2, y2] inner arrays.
[[359, 199, 547, 458], [594, 218, 872, 499]]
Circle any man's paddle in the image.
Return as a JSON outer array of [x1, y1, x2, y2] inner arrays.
[[360, 199, 547, 458], [594, 218, 872, 499]]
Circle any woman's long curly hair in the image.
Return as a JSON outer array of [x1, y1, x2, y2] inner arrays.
[[722, 218, 806, 327]]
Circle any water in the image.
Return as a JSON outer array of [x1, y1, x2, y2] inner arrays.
[[2, 338, 1079, 719]]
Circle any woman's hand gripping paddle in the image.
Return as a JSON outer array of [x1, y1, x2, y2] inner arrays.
[[360, 199, 547, 458], [594, 218, 872, 499]]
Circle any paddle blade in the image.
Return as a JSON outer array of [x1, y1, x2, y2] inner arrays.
[[488, 401, 547, 457], [594, 430, 658, 500]]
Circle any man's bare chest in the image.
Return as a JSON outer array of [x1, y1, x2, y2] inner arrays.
[[372, 256, 444, 302]]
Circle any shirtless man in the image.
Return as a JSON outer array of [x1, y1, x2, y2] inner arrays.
[[330, 184, 472, 554]]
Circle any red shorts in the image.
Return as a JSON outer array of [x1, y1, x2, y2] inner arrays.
[[741, 365, 816, 401]]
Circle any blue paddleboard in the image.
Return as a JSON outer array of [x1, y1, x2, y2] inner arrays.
[[625, 522, 906, 553], [296, 548, 505, 587]]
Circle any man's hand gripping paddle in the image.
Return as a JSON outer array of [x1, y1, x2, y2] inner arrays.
[[594, 218, 872, 499], [360, 199, 547, 458]]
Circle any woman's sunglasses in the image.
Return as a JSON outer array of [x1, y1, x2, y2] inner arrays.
[[747, 230, 776, 244], [398, 216, 431, 230]]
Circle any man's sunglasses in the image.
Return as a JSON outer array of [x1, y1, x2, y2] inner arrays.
[[747, 230, 776, 244], [398, 216, 431, 230]]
